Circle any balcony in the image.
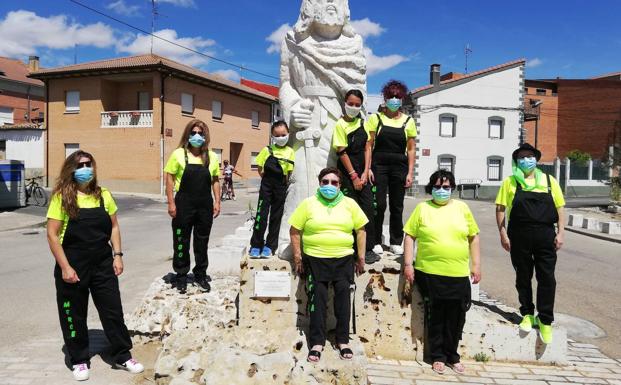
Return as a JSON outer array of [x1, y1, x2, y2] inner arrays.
[[101, 110, 153, 128]]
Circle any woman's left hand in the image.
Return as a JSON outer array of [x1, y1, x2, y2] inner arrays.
[[470, 265, 481, 284], [554, 232, 564, 251], [404, 173, 413, 188], [113, 256, 124, 276], [355, 257, 365, 276], [213, 202, 221, 218], [360, 171, 368, 186]]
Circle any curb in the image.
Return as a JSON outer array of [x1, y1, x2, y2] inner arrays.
[[565, 226, 621, 244], [0, 220, 46, 233]]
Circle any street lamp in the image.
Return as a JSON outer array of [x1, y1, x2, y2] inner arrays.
[[531, 100, 543, 147]]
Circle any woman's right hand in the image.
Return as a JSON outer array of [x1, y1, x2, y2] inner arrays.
[[294, 255, 304, 275], [368, 169, 375, 185], [168, 202, 177, 218], [500, 231, 511, 252], [404, 264, 415, 284], [62, 266, 80, 284], [353, 177, 364, 191]]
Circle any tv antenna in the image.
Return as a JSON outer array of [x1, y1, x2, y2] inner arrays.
[[150, 0, 160, 54], [464, 44, 472, 73]]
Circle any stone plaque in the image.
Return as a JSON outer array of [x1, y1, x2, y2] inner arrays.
[[253, 271, 291, 298]]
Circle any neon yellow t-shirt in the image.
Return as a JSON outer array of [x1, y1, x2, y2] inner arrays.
[[46, 188, 118, 244], [365, 112, 417, 138], [495, 174, 565, 223], [288, 195, 368, 258], [332, 117, 370, 149], [164, 148, 220, 191], [255, 145, 295, 175], [403, 199, 479, 277]]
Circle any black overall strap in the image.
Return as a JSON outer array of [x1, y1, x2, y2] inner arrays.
[[545, 172, 552, 194], [267, 146, 294, 165]]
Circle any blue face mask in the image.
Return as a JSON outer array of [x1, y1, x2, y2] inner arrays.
[[517, 157, 537, 173], [386, 97, 402, 112], [319, 184, 339, 200], [189, 133, 205, 148], [432, 187, 451, 204], [74, 167, 94, 185]]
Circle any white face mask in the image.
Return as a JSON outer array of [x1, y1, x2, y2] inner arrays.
[[273, 135, 289, 147], [344, 104, 361, 119]]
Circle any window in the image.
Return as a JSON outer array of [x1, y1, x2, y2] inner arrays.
[[439, 114, 456, 137], [213, 148, 223, 166], [0, 107, 14, 125], [250, 151, 260, 170], [212, 100, 222, 120], [0, 140, 6, 160], [487, 157, 503, 181], [488, 117, 504, 139], [65, 91, 80, 113], [251, 111, 259, 128], [536, 88, 547, 96], [524, 87, 529, 95], [181, 93, 194, 115], [138, 92, 150, 110], [438, 155, 455, 174], [272, 104, 282, 122], [65, 143, 79, 158]]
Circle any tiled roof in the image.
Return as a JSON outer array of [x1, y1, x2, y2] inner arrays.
[[241, 78, 279, 98], [591, 71, 621, 80], [29, 54, 276, 102], [0, 57, 44, 86], [412, 58, 526, 95], [0, 123, 44, 130]]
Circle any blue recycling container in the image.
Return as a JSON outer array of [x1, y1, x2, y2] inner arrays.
[[0, 160, 26, 208]]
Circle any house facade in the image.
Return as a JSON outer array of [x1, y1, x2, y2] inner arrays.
[[30, 54, 277, 194], [407, 60, 525, 199]]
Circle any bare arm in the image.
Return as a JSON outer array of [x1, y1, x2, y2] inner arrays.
[[354, 227, 366, 274], [337, 146, 363, 191], [363, 140, 372, 183], [405, 138, 416, 188], [110, 214, 124, 276], [257, 166, 264, 178], [290, 226, 303, 274], [496, 204, 511, 252], [212, 177, 221, 218], [166, 173, 176, 218], [469, 234, 481, 283], [403, 234, 416, 283], [555, 207, 565, 250], [47, 219, 79, 283], [368, 132, 376, 184]]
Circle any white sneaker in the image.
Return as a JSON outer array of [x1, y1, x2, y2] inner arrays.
[[372, 244, 384, 254], [116, 358, 144, 374], [72, 363, 89, 381], [389, 244, 404, 255]]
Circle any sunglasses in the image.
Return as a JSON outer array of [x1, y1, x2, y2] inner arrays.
[[77, 161, 92, 169], [432, 185, 451, 190], [191, 130, 204, 136], [320, 179, 340, 186]]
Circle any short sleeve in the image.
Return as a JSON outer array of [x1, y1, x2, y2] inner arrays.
[[348, 199, 369, 229], [405, 118, 417, 138], [288, 198, 309, 230], [255, 147, 270, 168], [365, 113, 380, 133], [209, 151, 220, 177], [495, 177, 512, 207], [463, 204, 480, 236], [403, 204, 421, 237], [549, 176, 566, 208], [164, 149, 181, 175], [102, 189, 118, 216], [332, 120, 348, 149], [46, 193, 66, 221]]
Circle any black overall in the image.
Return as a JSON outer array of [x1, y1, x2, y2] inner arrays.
[[372, 115, 411, 246], [172, 149, 214, 278], [507, 173, 559, 325], [250, 146, 292, 252], [54, 197, 132, 366], [337, 119, 375, 252]]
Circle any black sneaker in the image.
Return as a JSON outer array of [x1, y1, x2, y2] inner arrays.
[[174, 275, 187, 294], [194, 276, 211, 292], [365, 250, 381, 264]]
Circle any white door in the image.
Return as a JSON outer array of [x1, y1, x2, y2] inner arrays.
[[138, 92, 150, 110], [0, 107, 14, 126], [65, 143, 79, 158]]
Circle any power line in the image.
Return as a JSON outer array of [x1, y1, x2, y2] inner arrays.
[[68, 0, 279, 81]]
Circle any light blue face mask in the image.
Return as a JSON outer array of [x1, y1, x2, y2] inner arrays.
[[386, 97, 402, 112], [319, 184, 339, 200], [517, 157, 537, 173], [432, 187, 451, 204], [189, 133, 205, 148], [74, 167, 94, 185]]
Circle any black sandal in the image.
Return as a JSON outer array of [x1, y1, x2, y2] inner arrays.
[[339, 347, 354, 360], [307, 349, 322, 362]]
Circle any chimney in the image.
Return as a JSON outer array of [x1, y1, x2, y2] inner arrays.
[[430, 64, 441, 87], [28, 56, 40, 72]]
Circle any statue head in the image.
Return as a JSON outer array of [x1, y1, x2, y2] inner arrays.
[[294, 0, 356, 40]]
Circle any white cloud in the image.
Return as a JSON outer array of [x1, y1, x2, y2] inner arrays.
[[266, 23, 291, 54], [117, 28, 216, 67], [0, 10, 115, 57], [213, 69, 240, 82], [156, 0, 195, 7], [350, 18, 385, 39], [364, 47, 408, 76], [106, 0, 141, 17], [527, 58, 543, 68]]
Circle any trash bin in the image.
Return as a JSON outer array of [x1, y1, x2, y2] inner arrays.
[[0, 160, 26, 208]]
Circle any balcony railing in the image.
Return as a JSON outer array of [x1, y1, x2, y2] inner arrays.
[[101, 110, 153, 128]]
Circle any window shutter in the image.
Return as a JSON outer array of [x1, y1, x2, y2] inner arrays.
[[66, 91, 80, 112]]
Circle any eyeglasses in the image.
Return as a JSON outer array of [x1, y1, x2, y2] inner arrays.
[[432, 185, 451, 190], [77, 161, 92, 169], [191, 130, 204, 136], [320, 179, 340, 186]]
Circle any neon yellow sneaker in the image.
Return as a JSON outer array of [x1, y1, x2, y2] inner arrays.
[[519, 315, 536, 332], [536, 317, 553, 344]]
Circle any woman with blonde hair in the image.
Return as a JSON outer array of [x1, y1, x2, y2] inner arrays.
[[46, 150, 143, 381], [164, 119, 221, 293]]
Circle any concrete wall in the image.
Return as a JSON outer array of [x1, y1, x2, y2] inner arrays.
[[0, 129, 45, 177]]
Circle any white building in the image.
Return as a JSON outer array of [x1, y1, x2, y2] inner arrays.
[[0, 124, 45, 178], [408, 59, 526, 199]]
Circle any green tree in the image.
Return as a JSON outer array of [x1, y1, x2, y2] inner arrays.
[[566, 149, 591, 166]]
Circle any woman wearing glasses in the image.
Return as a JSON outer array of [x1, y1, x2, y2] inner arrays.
[[289, 167, 367, 363], [46, 150, 144, 381], [402, 170, 481, 375], [164, 119, 221, 294]]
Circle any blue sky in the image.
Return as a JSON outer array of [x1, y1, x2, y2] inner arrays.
[[1, 0, 620, 94]]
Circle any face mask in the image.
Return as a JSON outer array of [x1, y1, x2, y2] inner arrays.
[[189, 133, 205, 148], [386, 97, 402, 112], [517, 157, 537, 173], [344, 104, 361, 118], [273, 135, 289, 147], [319, 184, 339, 200], [74, 167, 94, 185], [432, 187, 451, 204]]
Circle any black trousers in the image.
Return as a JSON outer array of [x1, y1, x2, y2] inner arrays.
[[250, 178, 286, 251], [55, 256, 132, 366], [172, 194, 213, 277], [341, 178, 375, 252], [508, 225, 557, 325], [307, 279, 351, 347], [423, 297, 466, 364], [373, 162, 407, 245]]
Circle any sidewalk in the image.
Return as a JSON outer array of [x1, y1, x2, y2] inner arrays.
[[0, 211, 45, 232]]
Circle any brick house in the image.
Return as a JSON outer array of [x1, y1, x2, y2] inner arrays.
[[29, 54, 277, 194]]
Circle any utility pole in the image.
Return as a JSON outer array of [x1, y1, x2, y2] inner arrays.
[[150, 0, 159, 54], [464, 44, 472, 73]]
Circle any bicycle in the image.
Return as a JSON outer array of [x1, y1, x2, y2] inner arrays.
[[221, 177, 235, 201], [25, 176, 48, 206]]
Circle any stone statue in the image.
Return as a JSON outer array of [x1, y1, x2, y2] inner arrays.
[[278, 0, 367, 258]]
